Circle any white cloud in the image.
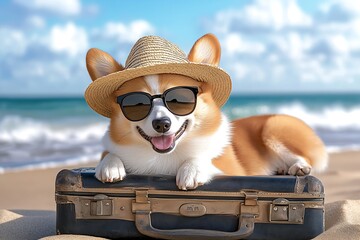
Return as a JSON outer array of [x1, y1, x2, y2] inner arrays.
[[295, 56, 355, 84], [100, 20, 155, 43], [27, 15, 45, 28], [335, 0, 360, 14], [271, 32, 314, 59], [2, 0, 360, 95], [317, 18, 360, 49], [12, 60, 73, 81], [223, 33, 265, 56], [214, 0, 312, 33], [327, 35, 349, 55], [210, 0, 360, 91], [320, 0, 360, 22], [12, 61, 46, 78], [84, 4, 99, 15], [229, 63, 249, 79], [2, 1, 158, 96], [14, 0, 81, 15], [0, 28, 28, 57], [0, 17, 157, 95], [48, 22, 88, 57], [1, 59, 88, 95], [243, 0, 312, 29]]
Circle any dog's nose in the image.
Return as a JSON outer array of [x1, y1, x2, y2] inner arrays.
[[152, 117, 171, 133]]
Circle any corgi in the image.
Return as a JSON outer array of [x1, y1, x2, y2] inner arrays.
[[86, 34, 328, 190]]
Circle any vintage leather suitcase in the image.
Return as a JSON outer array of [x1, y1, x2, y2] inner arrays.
[[55, 168, 325, 239]]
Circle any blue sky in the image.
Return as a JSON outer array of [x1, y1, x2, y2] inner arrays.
[[1, 0, 360, 96]]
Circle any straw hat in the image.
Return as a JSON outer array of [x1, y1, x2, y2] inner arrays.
[[85, 35, 232, 118]]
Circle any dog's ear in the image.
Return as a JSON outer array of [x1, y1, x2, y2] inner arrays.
[[86, 48, 124, 81], [188, 33, 221, 66]]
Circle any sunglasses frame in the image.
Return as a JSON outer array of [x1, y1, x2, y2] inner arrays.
[[116, 86, 199, 121]]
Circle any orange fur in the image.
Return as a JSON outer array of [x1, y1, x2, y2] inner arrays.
[[109, 77, 149, 145], [192, 84, 223, 136], [86, 48, 123, 81], [109, 74, 219, 144], [86, 33, 327, 185], [108, 73, 327, 176], [215, 115, 327, 175], [188, 33, 221, 65]]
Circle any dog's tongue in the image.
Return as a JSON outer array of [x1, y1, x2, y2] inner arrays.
[[151, 135, 175, 150]]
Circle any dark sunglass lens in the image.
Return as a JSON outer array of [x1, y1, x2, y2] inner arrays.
[[121, 93, 151, 121], [165, 88, 196, 115]]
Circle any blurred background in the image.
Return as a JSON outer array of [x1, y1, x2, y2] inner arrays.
[[1, 0, 359, 173]]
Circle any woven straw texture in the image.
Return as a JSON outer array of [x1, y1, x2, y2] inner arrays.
[[85, 36, 232, 118]]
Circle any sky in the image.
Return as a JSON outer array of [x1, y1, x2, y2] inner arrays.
[[1, 0, 360, 96]]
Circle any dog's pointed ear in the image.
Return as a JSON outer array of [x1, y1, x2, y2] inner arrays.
[[188, 33, 221, 66], [86, 48, 124, 81]]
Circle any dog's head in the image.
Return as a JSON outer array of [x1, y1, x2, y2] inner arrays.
[[86, 34, 223, 154]]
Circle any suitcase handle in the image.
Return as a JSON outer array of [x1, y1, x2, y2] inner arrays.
[[135, 211, 255, 240]]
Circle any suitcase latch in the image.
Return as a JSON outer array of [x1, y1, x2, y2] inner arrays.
[[269, 198, 305, 224], [81, 194, 113, 216], [132, 189, 151, 213], [241, 191, 259, 217]]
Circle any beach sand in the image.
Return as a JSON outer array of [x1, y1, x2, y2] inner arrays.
[[0, 151, 360, 239], [0, 163, 98, 210]]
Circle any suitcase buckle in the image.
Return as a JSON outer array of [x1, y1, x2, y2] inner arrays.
[[81, 194, 113, 216], [269, 198, 305, 224], [132, 189, 151, 213], [241, 191, 260, 217]]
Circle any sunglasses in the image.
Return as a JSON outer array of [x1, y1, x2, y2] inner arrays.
[[116, 86, 199, 121]]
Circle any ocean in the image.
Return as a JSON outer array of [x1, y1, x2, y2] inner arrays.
[[1, 93, 359, 173]]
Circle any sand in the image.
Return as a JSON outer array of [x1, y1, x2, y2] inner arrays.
[[0, 151, 360, 239], [0, 163, 97, 210]]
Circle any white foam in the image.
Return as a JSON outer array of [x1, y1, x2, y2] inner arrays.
[[0, 115, 107, 173], [326, 145, 360, 153], [0, 115, 108, 144], [0, 153, 100, 174], [226, 103, 360, 130], [275, 103, 360, 130], [1, 103, 359, 174]]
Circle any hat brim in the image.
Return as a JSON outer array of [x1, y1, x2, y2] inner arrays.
[[85, 63, 232, 118]]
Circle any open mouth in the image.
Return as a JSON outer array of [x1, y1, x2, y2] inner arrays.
[[136, 120, 188, 153]]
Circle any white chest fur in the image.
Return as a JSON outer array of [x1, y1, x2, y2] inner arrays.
[[102, 114, 231, 176]]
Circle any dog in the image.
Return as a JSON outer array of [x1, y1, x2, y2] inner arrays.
[[85, 34, 328, 190]]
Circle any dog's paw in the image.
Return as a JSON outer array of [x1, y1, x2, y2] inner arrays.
[[95, 153, 126, 183], [176, 162, 211, 190], [288, 161, 312, 176]]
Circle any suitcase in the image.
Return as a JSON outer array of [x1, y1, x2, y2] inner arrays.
[[55, 168, 325, 239]]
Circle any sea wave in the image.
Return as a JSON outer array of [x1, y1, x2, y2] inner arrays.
[[0, 115, 107, 173], [2, 104, 359, 145], [0, 153, 100, 174], [0, 115, 108, 144], [326, 144, 360, 153], [0, 103, 359, 173], [224, 102, 360, 130]]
